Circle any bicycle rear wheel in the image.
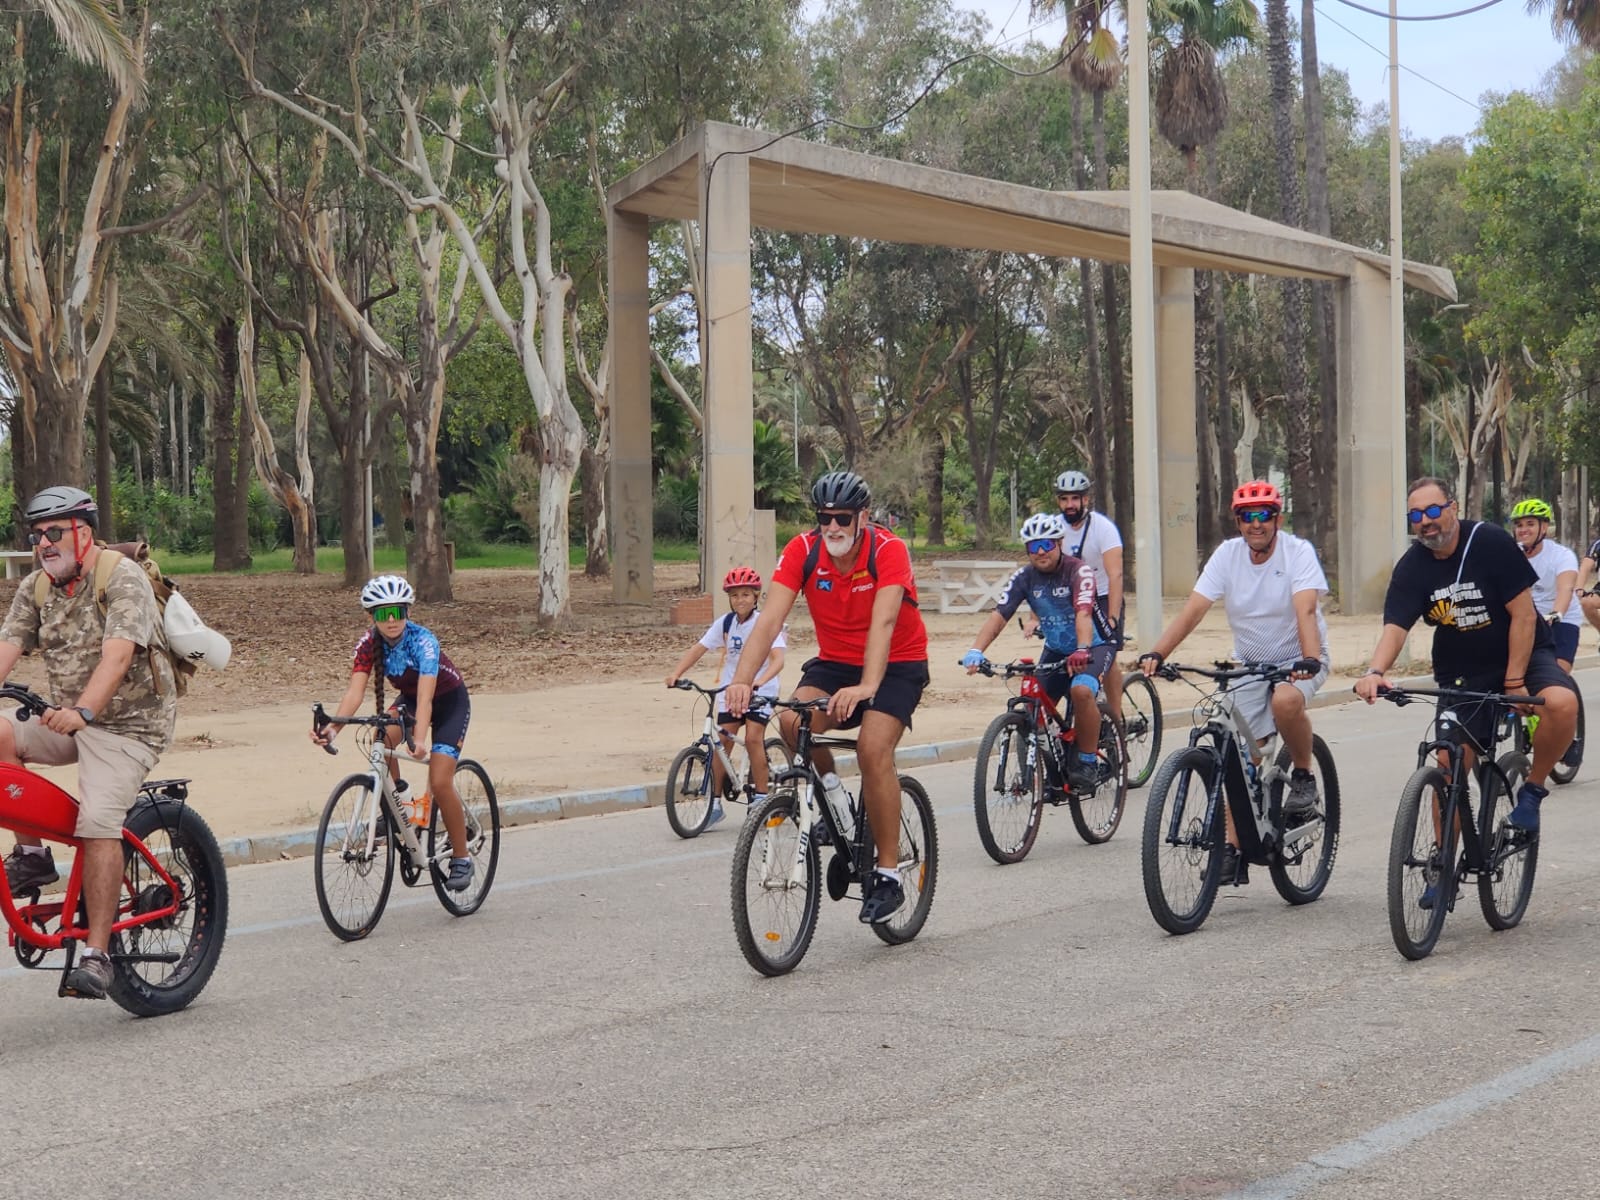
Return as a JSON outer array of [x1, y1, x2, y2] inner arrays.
[[1140, 747, 1223, 934], [731, 788, 820, 975], [1478, 753, 1539, 930], [1069, 711, 1127, 845], [763, 737, 794, 782], [109, 798, 229, 1017], [1267, 735, 1341, 905], [1387, 765, 1457, 960], [1550, 691, 1584, 785], [665, 744, 714, 838], [429, 758, 500, 916], [315, 775, 395, 941], [872, 775, 939, 945], [973, 711, 1043, 864], [1119, 672, 1163, 789]]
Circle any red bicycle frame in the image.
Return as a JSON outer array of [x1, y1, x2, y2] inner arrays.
[[0, 761, 180, 955]]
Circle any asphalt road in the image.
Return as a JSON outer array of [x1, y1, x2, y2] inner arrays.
[[6, 674, 1600, 1199]]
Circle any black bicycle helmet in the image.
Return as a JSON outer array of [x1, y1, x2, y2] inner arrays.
[[24, 485, 97, 529], [810, 470, 871, 511]]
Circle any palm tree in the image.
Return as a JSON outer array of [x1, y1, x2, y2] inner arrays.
[[27, 1, 144, 103], [1529, 0, 1600, 48], [1150, 0, 1259, 184]]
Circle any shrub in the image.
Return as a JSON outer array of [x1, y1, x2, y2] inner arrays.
[[654, 473, 699, 540]]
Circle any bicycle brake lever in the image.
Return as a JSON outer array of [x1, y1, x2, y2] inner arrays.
[[322, 742, 338, 756]]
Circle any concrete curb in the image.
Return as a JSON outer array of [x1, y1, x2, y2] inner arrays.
[[216, 655, 1600, 866]]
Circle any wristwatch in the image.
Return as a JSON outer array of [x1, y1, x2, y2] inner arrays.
[[72, 706, 94, 725]]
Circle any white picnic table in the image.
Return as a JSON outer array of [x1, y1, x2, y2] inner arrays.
[[1, 550, 33, 580], [930, 559, 1018, 614]]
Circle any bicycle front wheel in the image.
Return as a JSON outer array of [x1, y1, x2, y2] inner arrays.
[[665, 744, 714, 838], [1070, 711, 1127, 845], [731, 788, 820, 976], [1267, 734, 1341, 905], [110, 798, 229, 1017], [872, 775, 939, 946], [1119, 672, 1163, 789], [1551, 691, 1584, 785], [1478, 753, 1539, 931], [429, 758, 501, 917], [1387, 765, 1456, 960], [973, 711, 1043, 864], [1140, 747, 1223, 935], [315, 775, 395, 941]]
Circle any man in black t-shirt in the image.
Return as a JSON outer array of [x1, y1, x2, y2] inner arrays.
[[1355, 477, 1577, 834], [1577, 535, 1600, 642]]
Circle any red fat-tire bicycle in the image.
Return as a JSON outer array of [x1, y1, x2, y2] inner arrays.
[[0, 685, 227, 1016]]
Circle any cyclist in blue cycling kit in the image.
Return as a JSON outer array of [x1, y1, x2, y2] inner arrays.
[[962, 513, 1114, 792], [309, 575, 476, 892]]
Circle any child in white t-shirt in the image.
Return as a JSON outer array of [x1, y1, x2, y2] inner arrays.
[[665, 566, 787, 825]]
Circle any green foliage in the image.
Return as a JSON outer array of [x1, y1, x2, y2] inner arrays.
[[752, 419, 804, 513], [654, 474, 700, 540], [110, 472, 280, 555]]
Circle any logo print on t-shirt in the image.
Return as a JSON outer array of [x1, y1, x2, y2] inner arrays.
[[1428, 597, 1457, 627], [816, 578, 832, 592]]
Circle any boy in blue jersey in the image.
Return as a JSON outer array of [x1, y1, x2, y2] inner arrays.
[[961, 513, 1113, 792]]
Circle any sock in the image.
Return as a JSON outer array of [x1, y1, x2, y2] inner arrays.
[[19, 844, 48, 857], [1524, 781, 1549, 799], [452, 856, 471, 868], [80, 946, 108, 961], [751, 792, 767, 803], [1078, 751, 1098, 766], [1292, 767, 1315, 781], [874, 866, 899, 882]]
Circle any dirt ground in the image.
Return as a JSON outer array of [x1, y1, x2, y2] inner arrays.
[[0, 560, 1416, 842]]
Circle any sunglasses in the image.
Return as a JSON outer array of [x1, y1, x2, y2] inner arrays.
[[814, 510, 856, 528], [26, 525, 75, 546], [1235, 509, 1278, 525], [1406, 502, 1451, 524], [369, 604, 409, 623], [1025, 538, 1058, 555]]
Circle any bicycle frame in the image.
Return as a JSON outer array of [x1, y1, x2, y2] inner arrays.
[[0, 763, 182, 957], [1406, 710, 1523, 885], [763, 705, 872, 889], [343, 740, 441, 873]]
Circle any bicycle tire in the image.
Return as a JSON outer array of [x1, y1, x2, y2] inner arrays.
[[1267, 735, 1341, 905], [731, 787, 820, 976], [1119, 672, 1163, 789], [1070, 711, 1127, 845], [872, 775, 939, 946], [1387, 765, 1457, 960], [109, 797, 229, 1017], [429, 758, 501, 917], [665, 744, 714, 838], [973, 710, 1043, 864], [1550, 691, 1584, 785], [1140, 746, 1223, 935], [315, 774, 395, 942], [763, 737, 794, 790], [1478, 752, 1539, 930]]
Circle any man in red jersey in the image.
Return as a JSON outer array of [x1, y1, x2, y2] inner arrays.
[[726, 470, 930, 923]]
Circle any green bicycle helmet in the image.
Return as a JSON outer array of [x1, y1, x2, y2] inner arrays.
[[1511, 498, 1554, 523]]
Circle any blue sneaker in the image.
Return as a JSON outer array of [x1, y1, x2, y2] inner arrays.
[[706, 801, 726, 830], [1507, 782, 1547, 833], [1418, 875, 1439, 911]]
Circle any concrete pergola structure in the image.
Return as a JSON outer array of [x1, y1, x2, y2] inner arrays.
[[607, 121, 1456, 619]]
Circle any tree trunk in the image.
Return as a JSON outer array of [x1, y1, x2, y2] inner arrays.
[[31, 377, 89, 490], [536, 403, 585, 620], [580, 446, 609, 578], [926, 436, 947, 546], [1266, 0, 1315, 532], [1194, 270, 1217, 553], [1073, 85, 1110, 491], [93, 363, 114, 542], [167, 383, 179, 490], [1094, 90, 1133, 543], [212, 315, 251, 570], [338, 344, 373, 587], [398, 362, 452, 602], [1302, 0, 1338, 559], [10, 390, 31, 540], [1209, 152, 1238, 524]]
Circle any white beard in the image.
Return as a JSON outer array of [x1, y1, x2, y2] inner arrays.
[[40, 551, 79, 582], [824, 530, 856, 558]]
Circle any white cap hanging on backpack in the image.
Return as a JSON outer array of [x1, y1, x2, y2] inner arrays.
[[163, 589, 232, 671]]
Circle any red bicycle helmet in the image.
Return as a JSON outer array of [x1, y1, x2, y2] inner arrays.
[[1231, 480, 1283, 513], [722, 566, 761, 592]]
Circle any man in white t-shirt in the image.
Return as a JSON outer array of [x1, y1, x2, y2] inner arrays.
[[1138, 481, 1330, 879], [1511, 498, 1581, 670], [1054, 470, 1125, 707]]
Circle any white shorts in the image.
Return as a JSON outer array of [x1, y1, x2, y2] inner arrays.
[[1228, 663, 1328, 743]]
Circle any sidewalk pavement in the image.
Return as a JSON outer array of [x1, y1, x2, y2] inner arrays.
[[215, 656, 1596, 866]]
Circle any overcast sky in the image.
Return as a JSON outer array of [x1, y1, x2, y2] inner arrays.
[[963, 0, 1567, 143]]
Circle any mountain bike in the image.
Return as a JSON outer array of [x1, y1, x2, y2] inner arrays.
[[730, 697, 938, 976], [0, 684, 227, 1016], [970, 657, 1127, 864], [1380, 685, 1542, 961], [665, 680, 793, 838], [310, 704, 500, 941], [1119, 669, 1163, 789], [1140, 662, 1341, 935]]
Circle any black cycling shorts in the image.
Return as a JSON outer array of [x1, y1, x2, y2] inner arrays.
[[718, 702, 772, 727], [1439, 647, 1576, 752], [394, 686, 470, 758], [795, 658, 930, 730], [1039, 645, 1115, 703]]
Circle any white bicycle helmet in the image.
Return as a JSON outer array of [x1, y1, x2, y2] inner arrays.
[[1054, 470, 1091, 495], [1019, 512, 1069, 543], [359, 574, 416, 610]]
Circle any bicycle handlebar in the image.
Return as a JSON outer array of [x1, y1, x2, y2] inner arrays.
[[1375, 684, 1545, 709], [310, 702, 416, 757], [1150, 660, 1294, 685], [0, 683, 56, 722], [671, 679, 727, 698], [969, 658, 1069, 679]]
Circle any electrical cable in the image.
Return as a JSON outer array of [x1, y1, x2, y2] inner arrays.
[[1329, 0, 1508, 21]]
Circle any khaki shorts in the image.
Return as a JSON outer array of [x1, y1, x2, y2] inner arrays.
[[3, 713, 159, 839]]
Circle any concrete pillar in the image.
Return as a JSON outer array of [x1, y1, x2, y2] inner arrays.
[[699, 133, 758, 588], [608, 207, 653, 604], [1156, 266, 1197, 596], [1337, 260, 1403, 615]]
